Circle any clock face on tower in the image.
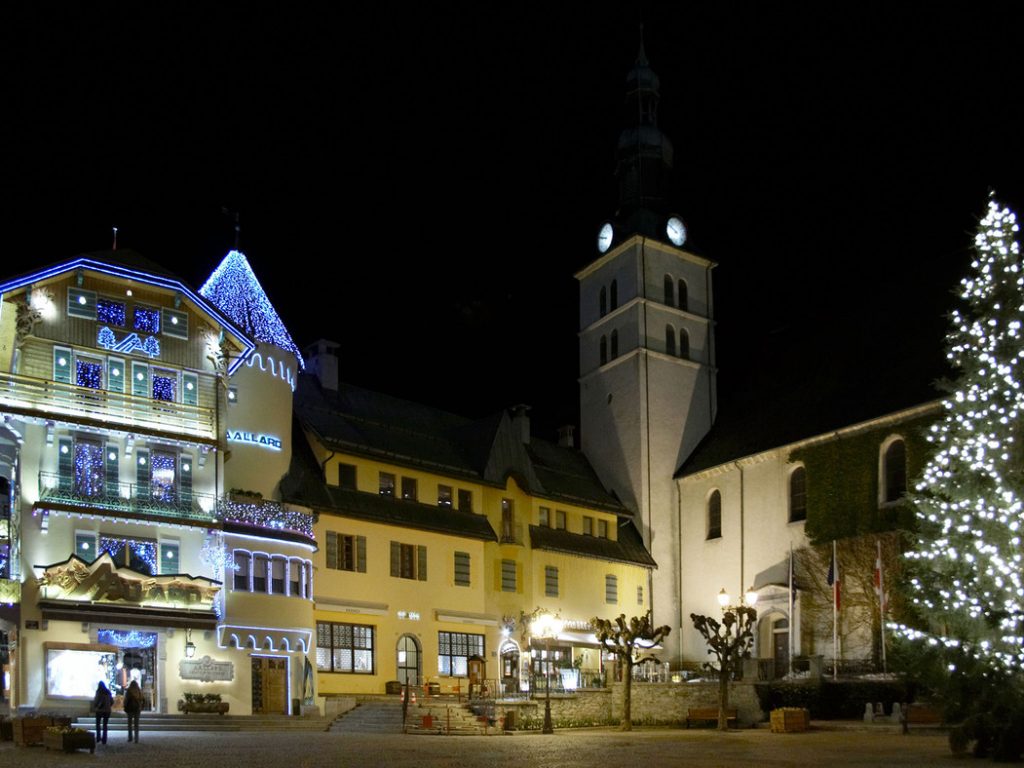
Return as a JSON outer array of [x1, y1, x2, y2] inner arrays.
[[597, 222, 614, 253], [666, 216, 687, 247]]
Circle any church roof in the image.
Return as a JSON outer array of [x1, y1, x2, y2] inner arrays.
[[290, 374, 629, 514], [199, 250, 303, 368], [679, 311, 951, 476]]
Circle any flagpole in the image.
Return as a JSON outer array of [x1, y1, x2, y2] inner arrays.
[[788, 543, 794, 676], [877, 539, 887, 674], [832, 539, 838, 681]]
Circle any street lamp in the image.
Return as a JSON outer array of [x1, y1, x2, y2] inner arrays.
[[530, 610, 565, 734], [690, 587, 758, 731]]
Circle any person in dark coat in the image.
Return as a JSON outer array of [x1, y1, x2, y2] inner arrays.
[[93, 681, 113, 744], [124, 679, 143, 742]]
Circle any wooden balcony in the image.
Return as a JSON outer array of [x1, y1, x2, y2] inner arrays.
[[38, 471, 217, 525], [0, 371, 216, 443]]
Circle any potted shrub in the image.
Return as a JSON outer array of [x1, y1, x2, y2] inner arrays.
[[229, 488, 263, 505], [43, 724, 95, 753]]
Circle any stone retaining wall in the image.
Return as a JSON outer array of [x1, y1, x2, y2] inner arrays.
[[494, 682, 763, 729]]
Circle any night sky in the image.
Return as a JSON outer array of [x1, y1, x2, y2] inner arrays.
[[5, 4, 1024, 442]]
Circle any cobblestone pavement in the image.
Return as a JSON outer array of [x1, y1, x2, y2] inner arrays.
[[1, 726, 950, 768]]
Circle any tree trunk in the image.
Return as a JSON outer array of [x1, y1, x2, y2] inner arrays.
[[621, 659, 633, 731], [718, 666, 730, 731]]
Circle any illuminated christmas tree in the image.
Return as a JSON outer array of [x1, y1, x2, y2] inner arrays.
[[900, 198, 1024, 756]]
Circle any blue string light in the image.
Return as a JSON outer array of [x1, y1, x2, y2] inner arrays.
[[75, 360, 103, 389], [97, 299, 126, 327], [97, 629, 158, 648], [74, 443, 105, 496], [133, 307, 160, 334], [152, 375, 176, 402], [199, 250, 303, 368], [99, 536, 158, 575]]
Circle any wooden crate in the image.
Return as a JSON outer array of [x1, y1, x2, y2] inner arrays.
[[770, 707, 810, 733], [13, 717, 53, 746], [43, 729, 95, 753]]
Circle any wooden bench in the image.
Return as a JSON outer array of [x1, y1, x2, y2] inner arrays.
[[686, 707, 737, 728], [901, 703, 943, 733]]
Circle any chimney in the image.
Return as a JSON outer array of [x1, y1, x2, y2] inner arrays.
[[557, 424, 575, 449], [511, 404, 531, 444], [304, 339, 340, 391]]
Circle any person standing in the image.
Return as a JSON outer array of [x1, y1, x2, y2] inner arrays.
[[93, 681, 113, 745], [124, 679, 143, 743]]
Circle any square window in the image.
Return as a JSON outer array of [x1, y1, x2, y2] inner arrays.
[[162, 308, 189, 339], [97, 298, 126, 327], [555, 510, 566, 530], [401, 477, 417, 501], [598, 519, 608, 538], [501, 559, 516, 592], [457, 489, 472, 513], [583, 516, 593, 536], [438, 484, 453, 507], [454, 551, 470, 587], [379, 472, 395, 497], [133, 306, 160, 334], [538, 507, 550, 527], [338, 463, 357, 490], [75, 358, 104, 389], [152, 371, 177, 402]]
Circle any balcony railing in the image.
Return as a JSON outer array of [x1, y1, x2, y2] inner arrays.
[[217, 497, 314, 540], [39, 471, 217, 524], [0, 371, 216, 441]]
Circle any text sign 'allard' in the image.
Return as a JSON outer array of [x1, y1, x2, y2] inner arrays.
[[226, 429, 282, 451], [179, 655, 234, 682]]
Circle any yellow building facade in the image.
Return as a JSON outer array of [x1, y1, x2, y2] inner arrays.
[[286, 344, 655, 702]]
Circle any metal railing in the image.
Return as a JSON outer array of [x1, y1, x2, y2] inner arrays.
[[0, 371, 216, 440], [39, 471, 216, 523], [217, 497, 314, 539]]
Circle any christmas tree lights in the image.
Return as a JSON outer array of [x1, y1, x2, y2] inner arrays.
[[900, 198, 1024, 673], [199, 250, 303, 368]]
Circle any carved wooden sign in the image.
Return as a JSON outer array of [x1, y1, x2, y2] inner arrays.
[[37, 553, 220, 607], [179, 655, 234, 682]]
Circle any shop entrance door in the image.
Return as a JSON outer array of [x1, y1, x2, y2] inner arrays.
[[396, 635, 420, 688], [252, 657, 288, 714]]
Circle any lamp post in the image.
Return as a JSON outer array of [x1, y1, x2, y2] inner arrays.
[[691, 587, 758, 731], [530, 610, 564, 734]]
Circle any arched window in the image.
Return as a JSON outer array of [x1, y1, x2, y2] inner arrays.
[[789, 466, 807, 522], [610, 329, 619, 359], [600, 336, 607, 365], [679, 328, 690, 360], [664, 274, 674, 306], [883, 439, 907, 503], [665, 325, 676, 356], [706, 490, 722, 540], [610, 280, 618, 310], [678, 279, 688, 311], [599, 286, 607, 317]]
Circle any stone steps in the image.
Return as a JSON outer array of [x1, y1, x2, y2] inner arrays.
[[73, 713, 329, 733], [330, 700, 404, 734]]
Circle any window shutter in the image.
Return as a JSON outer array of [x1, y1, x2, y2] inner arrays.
[[356, 536, 367, 573], [131, 362, 149, 398], [136, 449, 151, 497], [58, 438, 74, 491], [417, 545, 427, 581], [326, 531, 338, 569], [53, 347, 72, 385], [107, 358, 125, 393], [105, 444, 119, 497], [516, 561, 523, 593], [390, 541, 400, 577], [182, 372, 199, 406], [67, 288, 97, 319], [179, 455, 193, 506]]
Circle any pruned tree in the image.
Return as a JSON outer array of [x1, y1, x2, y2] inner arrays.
[[691, 605, 757, 730], [592, 611, 671, 731]]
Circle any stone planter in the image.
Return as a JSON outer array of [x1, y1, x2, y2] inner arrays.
[[770, 707, 810, 733], [178, 699, 230, 715], [43, 729, 96, 753]]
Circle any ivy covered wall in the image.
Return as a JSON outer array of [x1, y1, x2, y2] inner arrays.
[[788, 410, 937, 545]]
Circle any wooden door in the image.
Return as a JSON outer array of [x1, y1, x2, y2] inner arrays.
[[252, 657, 288, 714]]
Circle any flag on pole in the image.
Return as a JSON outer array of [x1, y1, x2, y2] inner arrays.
[[873, 541, 886, 613], [789, 546, 797, 602], [827, 547, 840, 611]]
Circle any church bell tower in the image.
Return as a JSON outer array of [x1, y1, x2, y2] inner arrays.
[[577, 42, 717, 653]]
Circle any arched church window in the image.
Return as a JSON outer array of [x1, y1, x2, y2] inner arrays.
[[678, 279, 688, 311], [600, 336, 607, 365], [789, 466, 807, 522], [665, 325, 676, 356], [664, 275, 674, 306], [610, 280, 618, 311], [679, 328, 690, 360], [882, 439, 907, 503], [599, 286, 607, 317], [610, 329, 619, 359], [707, 490, 722, 540]]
